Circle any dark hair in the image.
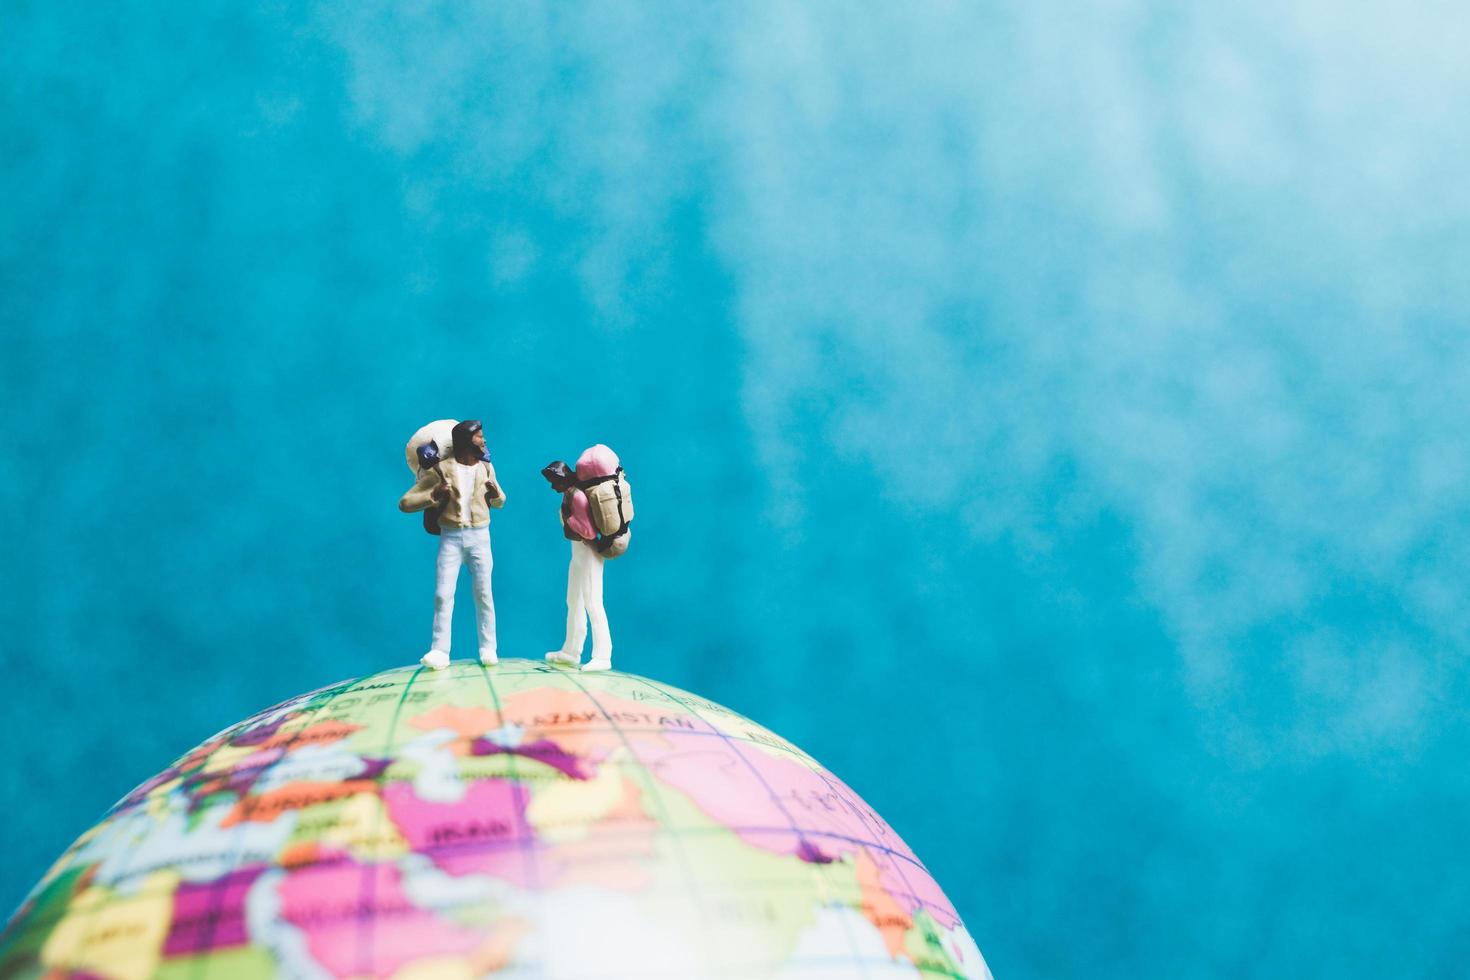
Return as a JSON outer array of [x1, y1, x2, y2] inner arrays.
[[451, 419, 483, 457], [541, 460, 576, 492]]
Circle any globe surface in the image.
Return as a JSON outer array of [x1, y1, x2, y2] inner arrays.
[[1, 660, 989, 979]]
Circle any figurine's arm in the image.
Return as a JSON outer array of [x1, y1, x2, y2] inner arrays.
[[399, 468, 444, 513], [562, 488, 596, 540], [483, 461, 506, 509]]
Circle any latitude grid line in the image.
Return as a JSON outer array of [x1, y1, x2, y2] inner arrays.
[[623, 675, 877, 980], [791, 751, 946, 925], [308, 663, 829, 766], [792, 758, 967, 973], [97, 720, 833, 819], [100, 715, 828, 793], [552, 699, 952, 909], [553, 666, 733, 980], [648, 688, 971, 970], [352, 663, 425, 978], [54, 851, 945, 928], [188, 673, 361, 980], [71, 823, 949, 919]]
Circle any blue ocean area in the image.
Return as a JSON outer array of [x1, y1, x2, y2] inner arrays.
[[4, 2, 1469, 975]]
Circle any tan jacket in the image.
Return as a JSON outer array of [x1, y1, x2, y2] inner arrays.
[[399, 459, 506, 529]]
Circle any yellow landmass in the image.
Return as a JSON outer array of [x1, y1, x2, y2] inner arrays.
[[383, 918, 530, 979], [41, 871, 179, 980], [321, 790, 408, 859], [144, 783, 183, 816], [197, 743, 265, 773], [545, 779, 659, 891], [525, 750, 629, 843], [153, 944, 276, 979], [389, 955, 476, 980]]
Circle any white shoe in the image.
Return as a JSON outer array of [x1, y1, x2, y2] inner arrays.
[[479, 650, 498, 666], [545, 650, 579, 667], [581, 658, 612, 672], [420, 650, 450, 670]]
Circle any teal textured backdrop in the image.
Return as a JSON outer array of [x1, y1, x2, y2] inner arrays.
[[4, 2, 1469, 976]]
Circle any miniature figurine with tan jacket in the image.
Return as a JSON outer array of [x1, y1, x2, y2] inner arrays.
[[399, 419, 506, 670]]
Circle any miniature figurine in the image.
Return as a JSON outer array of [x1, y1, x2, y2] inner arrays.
[[399, 419, 506, 670], [542, 444, 633, 672]]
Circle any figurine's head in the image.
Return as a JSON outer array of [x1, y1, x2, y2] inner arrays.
[[451, 420, 486, 461], [541, 460, 578, 493], [574, 444, 620, 481]]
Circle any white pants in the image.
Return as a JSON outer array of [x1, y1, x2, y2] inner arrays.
[[558, 541, 610, 661], [431, 526, 495, 656]]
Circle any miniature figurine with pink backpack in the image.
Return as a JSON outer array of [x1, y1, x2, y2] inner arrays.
[[541, 452, 634, 558], [542, 444, 632, 671]]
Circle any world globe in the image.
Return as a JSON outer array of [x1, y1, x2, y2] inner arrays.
[[0, 660, 990, 979]]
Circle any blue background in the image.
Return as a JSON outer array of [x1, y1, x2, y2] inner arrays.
[[4, 2, 1469, 975]]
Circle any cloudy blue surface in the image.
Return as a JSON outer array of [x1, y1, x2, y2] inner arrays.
[[4, 1, 1470, 975]]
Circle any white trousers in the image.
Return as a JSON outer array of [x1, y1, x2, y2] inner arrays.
[[431, 527, 495, 656], [559, 541, 610, 660]]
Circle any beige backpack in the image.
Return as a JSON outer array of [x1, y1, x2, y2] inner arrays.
[[582, 468, 634, 558]]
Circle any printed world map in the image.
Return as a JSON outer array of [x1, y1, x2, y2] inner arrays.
[[0, 661, 988, 979]]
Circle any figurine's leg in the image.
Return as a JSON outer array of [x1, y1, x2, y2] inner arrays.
[[581, 549, 611, 672], [426, 530, 462, 666], [547, 542, 586, 666], [466, 527, 496, 664]]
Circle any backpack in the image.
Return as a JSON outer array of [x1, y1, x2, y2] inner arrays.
[[581, 467, 634, 558], [405, 420, 457, 536]]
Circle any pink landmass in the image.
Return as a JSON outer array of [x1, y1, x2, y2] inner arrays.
[[618, 718, 963, 929], [163, 867, 264, 955], [279, 852, 495, 978], [381, 780, 536, 886], [383, 685, 961, 929]]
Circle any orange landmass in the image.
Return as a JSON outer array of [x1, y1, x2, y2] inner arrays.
[[857, 847, 913, 959], [258, 719, 362, 752], [279, 841, 321, 869], [220, 780, 377, 827], [497, 687, 700, 764], [410, 704, 500, 738]]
